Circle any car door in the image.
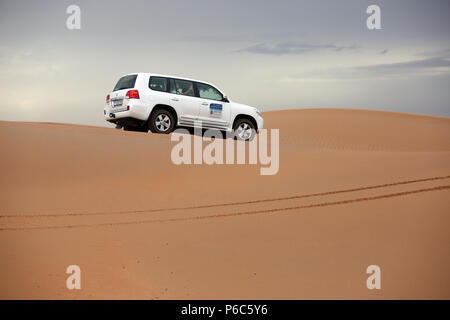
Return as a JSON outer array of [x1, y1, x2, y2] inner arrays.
[[169, 78, 200, 126], [196, 82, 230, 130], [147, 76, 171, 108]]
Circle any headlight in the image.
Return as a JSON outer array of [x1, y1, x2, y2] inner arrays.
[[254, 108, 262, 117]]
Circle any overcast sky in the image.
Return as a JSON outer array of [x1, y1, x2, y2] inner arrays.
[[0, 0, 449, 126]]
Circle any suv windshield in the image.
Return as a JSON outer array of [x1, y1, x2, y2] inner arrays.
[[113, 74, 137, 91]]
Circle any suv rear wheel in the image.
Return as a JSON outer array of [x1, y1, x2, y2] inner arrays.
[[149, 109, 176, 134]]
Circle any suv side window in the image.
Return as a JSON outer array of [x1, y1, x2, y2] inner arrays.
[[149, 76, 168, 92], [196, 82, 223, 101], [170, 78, 195, 97]]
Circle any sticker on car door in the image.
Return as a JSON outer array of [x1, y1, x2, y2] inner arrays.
[[209, 103, 223, 117]]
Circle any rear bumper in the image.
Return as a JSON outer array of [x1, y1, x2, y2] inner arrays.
[[104, 101, 149, 126], [105, 108, 132, 121]]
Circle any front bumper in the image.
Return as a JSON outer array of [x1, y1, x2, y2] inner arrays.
[[256, 114, 264, 132]]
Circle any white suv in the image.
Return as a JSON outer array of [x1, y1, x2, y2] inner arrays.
[[104, 73, 264, 140]]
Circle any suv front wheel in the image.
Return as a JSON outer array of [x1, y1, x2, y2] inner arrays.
[[233, 118, 256, 141], [149, 109, 176, 134]]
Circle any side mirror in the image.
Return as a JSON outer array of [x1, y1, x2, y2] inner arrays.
[[222, 95, 229, 103]]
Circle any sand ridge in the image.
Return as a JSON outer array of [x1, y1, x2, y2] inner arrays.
[[0, 108, 449, 299]]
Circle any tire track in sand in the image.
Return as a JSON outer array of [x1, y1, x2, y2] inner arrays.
[[1, 184, 448, 231], [1, 174, 449, 219]]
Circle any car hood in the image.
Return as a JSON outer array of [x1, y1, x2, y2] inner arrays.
[[229, 101, 256, 112]]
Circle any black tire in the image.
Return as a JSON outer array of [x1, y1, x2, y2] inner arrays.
[[233, 118, 256, 141], [148, 108, 176, 134]]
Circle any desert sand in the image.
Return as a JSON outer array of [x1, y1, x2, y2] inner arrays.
[[0, 108, 449, 299]]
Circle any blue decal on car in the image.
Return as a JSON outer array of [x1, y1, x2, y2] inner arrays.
[[210, 103, 223, 117]]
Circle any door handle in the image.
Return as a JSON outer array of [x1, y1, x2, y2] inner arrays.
[[171, 97, 179, 102], [201, 102, 209, 106]]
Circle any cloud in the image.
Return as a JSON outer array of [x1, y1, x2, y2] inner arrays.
[[287, 56, 450, 82], [416, 48, 450, 58], [238, 41, 359, 55], [355, 57, 450, 74]]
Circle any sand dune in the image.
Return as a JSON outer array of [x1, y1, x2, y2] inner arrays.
[[0, 108, 449, 299]]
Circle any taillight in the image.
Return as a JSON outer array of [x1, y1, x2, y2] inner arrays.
[[106, 94, 110, 103], [126, 90, 140, 99]]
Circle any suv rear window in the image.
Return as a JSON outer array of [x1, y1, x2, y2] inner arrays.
[[113, 74, 137, 91]]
